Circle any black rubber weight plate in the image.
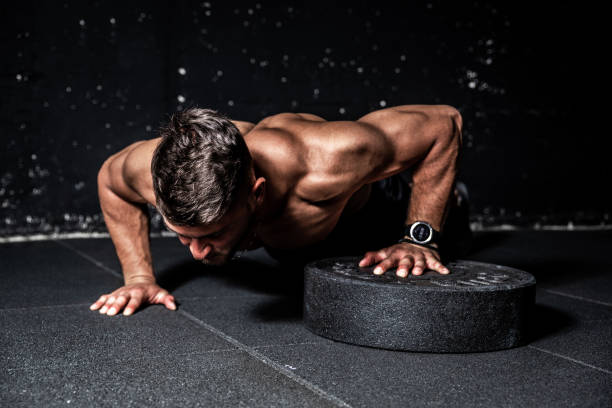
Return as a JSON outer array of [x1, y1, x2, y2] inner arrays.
[[303, 256, 536, 353]]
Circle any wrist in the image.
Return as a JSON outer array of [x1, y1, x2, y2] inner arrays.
[[125, 274, 156, 286]]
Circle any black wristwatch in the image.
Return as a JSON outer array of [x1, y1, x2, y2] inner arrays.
[[401, 221, 441, 246]]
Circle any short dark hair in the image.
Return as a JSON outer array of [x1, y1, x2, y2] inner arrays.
[[151, 108, 252, 226]]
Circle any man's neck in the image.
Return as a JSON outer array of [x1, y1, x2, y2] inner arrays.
[[251, 167, 284, 224], [236, 215, 263, 251]]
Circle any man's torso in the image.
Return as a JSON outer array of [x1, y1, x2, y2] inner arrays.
[[244, 112, 375, 250], [126, 105, 453, 251]]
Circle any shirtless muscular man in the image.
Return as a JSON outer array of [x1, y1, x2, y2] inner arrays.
[[90, 105, 467, 316]]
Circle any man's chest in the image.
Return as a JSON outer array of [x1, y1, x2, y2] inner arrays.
[[257, 199, 343, 250], [257, 184, 372, 250]]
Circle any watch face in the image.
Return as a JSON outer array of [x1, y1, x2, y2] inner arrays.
[[411, 222, 432, 243]]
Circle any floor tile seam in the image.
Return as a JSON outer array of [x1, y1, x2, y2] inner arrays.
[[52, 239, 123, 280], [178, 294, 273, 301], [51, 240, 281, 302], [0, 302, 92, 312], [178, 309, 352, 408], [543, 289, 612, 308], [3, 347, 243, 372], [252, 341, 330, 350], [47, 239, 287, 333], [46, 239, 351, 406], [527, 345, 612, 375]]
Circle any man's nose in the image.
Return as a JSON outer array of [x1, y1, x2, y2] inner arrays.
[[189, 239, 212, 260]]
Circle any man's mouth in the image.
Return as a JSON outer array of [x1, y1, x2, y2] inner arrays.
[[200, 252, 221, 264], [200, 250, 232, 266]]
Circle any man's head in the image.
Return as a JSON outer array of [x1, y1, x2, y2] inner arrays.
[[152, 107, 264, 265]]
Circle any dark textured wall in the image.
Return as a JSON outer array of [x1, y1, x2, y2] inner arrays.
[[0, 1, 606, 236]]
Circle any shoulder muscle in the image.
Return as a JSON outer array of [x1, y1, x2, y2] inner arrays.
[[356, 105, 460, 178], [100, 138, 160, 205], [295, 120, 394, 201]]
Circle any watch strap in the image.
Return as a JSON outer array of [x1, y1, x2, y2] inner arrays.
[[398, 238, 440, 252]]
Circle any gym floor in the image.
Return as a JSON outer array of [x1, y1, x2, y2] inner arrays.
[[2, 230, 611, 407]]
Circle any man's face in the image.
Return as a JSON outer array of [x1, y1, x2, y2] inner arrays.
[[163, 202, 256, 266]]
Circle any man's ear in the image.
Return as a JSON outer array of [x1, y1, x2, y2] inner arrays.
[[252, 177, 266, 203], [255, 178, 265, 200]]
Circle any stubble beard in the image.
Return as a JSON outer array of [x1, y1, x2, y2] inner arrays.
[[201, 251, 229, 266], [200, 237, 244, 266], [200, 215, 259, 266]]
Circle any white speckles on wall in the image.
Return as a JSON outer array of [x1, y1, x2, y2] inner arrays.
[[0, 1, 604, 235]]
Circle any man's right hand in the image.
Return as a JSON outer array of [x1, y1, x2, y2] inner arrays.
[[90, 281, 176, 316]]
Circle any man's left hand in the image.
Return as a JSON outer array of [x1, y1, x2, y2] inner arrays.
[[358, 242, 450, 277]]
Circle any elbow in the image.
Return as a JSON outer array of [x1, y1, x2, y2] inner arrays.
[[431, 107, 463, 161], [452, 108, 463, 138], [449, 107, 463, 132], [97, 156, 113, 193], [444, 106, 463, 149]]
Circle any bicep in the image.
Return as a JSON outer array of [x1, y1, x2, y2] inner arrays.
[[297, 121, 395, 200], [312, 119, 415, 185], [356, 106, 458, 182], [297, 108, 455, 200]]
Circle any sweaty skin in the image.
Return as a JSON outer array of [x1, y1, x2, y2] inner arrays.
[[90, 104, 463, 316]]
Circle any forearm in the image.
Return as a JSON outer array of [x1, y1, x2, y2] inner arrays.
[[405, 119, 462, 233], [98, 184, 155, 285]]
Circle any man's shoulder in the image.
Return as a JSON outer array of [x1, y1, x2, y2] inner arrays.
[[246, 121, 308, 192], [247, 111, 393, 203], [256, 112, 327, 128], [252, 112, 380, 152], [247, 113, 321, 169]]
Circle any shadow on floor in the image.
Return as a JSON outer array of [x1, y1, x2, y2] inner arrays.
[[154, 235, 580, 334], [470, 231, 517, 254], [156, 257, 305, 297], [517, 260, 609, 289], [527, 303, 573, 344], [249, 294, 304, 322], [467, 231, 612, 291], [154, 257, 306, 321], [155, 259, 210, 291]]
